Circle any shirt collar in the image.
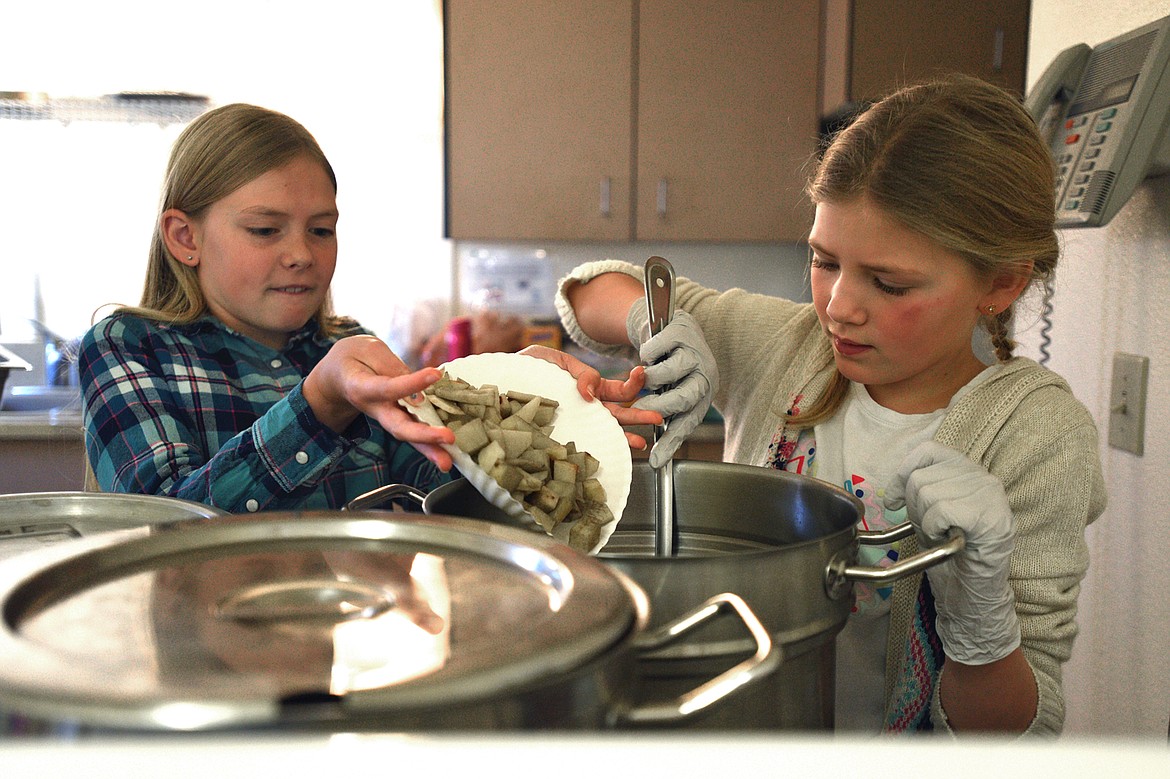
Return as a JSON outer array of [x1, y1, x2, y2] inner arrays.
[[174, 315, 324, 354]]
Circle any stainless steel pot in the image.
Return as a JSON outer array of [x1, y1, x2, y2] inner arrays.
[[361, 461, 962, 730], [0, 511, 779, 732], [0, 491, 224, 562]]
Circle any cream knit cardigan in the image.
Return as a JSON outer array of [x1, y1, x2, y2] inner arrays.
[[556, 260, 1107, 735]]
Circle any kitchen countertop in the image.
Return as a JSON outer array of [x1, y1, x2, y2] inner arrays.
[[0, 409, 83, 441], [1, 733, 1167, 776]]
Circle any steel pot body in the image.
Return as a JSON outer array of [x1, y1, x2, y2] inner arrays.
[[415, 460, 961, 730], [0, 511, 778, 734]]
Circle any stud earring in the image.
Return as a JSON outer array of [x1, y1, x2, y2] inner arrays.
[[986, 305, 996, 315], [186, 255, 193, 261]]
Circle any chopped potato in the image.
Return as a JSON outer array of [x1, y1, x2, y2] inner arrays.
[[423, 372, 611, 552]]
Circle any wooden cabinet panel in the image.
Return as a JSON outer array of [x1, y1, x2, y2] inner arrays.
[[636, 0, 820, 242], [849, 0, 1030, 103], [445, 0, 635, 241], [445, 0, 820, 243]]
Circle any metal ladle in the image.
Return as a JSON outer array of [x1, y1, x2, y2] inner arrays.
[[644, 256, 677, 557]]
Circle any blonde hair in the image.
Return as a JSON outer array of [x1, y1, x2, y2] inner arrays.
[[795, 75, 1059, 427], [121, 103, 352, 336]]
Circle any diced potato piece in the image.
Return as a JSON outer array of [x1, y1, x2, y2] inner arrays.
[[569, 519, 602, 552], [580, 453, 600, 479], [500, 414, 540, 434], [453, 418, 489, 455], [489, 463, 525, 492], [551, 495, 574, 524], [516, 470, 545, 494], [525, 504, 557, 533], [552, 459, 578, 484], [580, 500, 614, 526], [512, 395, 544, 424], [433, 384, 498, 406], [426, 394, 464, 416], [477, 439, 505, 473], [499, 429, 534, 459], [509, 448, 549, 474], [544, 478, 575, 500], [483, 405, 503, 426], [531, 486, 560, 513], [581, 478, 607, 504]]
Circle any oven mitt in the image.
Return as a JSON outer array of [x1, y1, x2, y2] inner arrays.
[[626, 302, 719, 470], [883, 441, 1020, 666]]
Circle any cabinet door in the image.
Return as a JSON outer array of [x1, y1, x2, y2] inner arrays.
[[635, 0, 820, 242], [849, 0, 1029, 103], [445, 0, 634, 241]]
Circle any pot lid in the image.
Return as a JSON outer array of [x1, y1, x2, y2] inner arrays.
[[0, 492, 224, 562], [0, 512, 643, 730]]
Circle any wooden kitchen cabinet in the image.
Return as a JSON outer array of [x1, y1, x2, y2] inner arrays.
[[845, 0, 1030, 104], [444, 0, 821, 243], [0, 435, 85, 493]]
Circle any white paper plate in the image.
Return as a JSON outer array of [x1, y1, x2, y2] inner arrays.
[[401, 352, 632, 554]]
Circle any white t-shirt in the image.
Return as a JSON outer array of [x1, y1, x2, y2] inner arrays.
[[781, 365, 1001, 731]]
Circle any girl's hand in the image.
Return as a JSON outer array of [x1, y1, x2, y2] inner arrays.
[[519, 344, 663, 451], [883, 441, 1019, 666], [303, 335, 456, 471], [626, 308, 719, 469]]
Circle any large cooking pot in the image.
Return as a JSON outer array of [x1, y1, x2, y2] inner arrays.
[[353, 460, 962, 730], [0, 510, 780, 733], [0, 491, 224, 562]]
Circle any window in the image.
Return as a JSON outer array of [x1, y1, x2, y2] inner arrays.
[[0, 1, 449, 351]]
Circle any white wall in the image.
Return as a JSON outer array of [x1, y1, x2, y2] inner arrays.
[[1022, 0, 1170, 737], [0, 1, 448, 348]]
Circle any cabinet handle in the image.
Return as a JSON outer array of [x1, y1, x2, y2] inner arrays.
[[600, 176, 611, 217], [992, 27, 1004, 71], [657, 178, 668, 216]]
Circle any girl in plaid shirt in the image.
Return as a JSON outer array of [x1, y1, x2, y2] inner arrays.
[[79, 104, 464, 512]]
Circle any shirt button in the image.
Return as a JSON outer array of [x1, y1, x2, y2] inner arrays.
[[245, 499, 259, 512], [296, 451, 309, 464], [270, 359, 282, 368]]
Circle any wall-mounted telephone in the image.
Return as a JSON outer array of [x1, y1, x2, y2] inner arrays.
[[1026, 14, 1170, 227]]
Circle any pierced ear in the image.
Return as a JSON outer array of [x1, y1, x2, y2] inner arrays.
[[983, 265, 1033, 312], [161, 208, 199, 266]]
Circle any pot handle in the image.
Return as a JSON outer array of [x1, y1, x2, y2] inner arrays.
[[824, 526, 966, 599], [620, 592, 783, 725], [344, 484, 428, 512]]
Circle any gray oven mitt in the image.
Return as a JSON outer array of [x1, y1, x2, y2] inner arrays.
[[625, 301, 718, 469], [883, 441, 1021, 666]]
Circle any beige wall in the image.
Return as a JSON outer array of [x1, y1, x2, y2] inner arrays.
[[1023, 0, 1170, 737]]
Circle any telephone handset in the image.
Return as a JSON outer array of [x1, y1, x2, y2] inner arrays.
[[1025, 14, 1170, 227], [1026, 43, 1092, 147]]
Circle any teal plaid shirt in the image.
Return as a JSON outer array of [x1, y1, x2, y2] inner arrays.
[[79, 313, 450, 512]]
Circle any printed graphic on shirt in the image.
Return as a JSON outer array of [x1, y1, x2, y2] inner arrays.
[[851, 481, 904, 617], [777, 431, 901, 616], [767, 407, 902, 616]]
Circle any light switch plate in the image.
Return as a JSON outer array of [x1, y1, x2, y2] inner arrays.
[[1108, 352, 1149, 455]]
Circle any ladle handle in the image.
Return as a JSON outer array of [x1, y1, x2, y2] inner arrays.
[[644, 256, 677, 557]]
